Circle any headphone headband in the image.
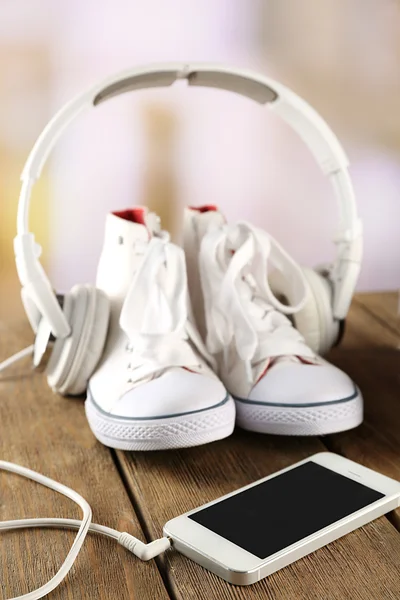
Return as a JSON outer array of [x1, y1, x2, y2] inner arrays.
[[15, 63, 362, 337]]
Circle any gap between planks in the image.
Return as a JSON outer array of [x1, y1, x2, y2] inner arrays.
[[109, 448, 177, 600], [323, 293, 400, 532]]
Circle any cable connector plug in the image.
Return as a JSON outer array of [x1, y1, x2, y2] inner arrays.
[[118, 532, 171, 561]]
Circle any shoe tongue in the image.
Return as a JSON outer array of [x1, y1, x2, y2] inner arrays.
[[255, 355, 312, 385], [271, 355, 301, 367], [268, 354, 320, 372], [187, 206, 226, 238], [105, 207, 160, 245]]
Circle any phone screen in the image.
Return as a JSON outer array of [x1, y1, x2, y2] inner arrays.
[[188, 461, 384, 560]]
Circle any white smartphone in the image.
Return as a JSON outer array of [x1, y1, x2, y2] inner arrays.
[[164, 452, 400, 585]]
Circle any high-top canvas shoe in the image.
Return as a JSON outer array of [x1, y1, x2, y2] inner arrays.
[[85, 207, 235, 450], [184, 206, 363, 436]]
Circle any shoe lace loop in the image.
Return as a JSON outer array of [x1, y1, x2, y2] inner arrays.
[[199, 222, 314, 379], [120, 237, 213, 383]]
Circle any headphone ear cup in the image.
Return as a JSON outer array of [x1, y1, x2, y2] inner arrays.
[[47, 285, 110, 395], [270, 266, 339, 355], [296, 268, 339, 355]]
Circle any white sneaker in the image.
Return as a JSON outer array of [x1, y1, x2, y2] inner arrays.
[[184, 206, 363, 436], [85, 207, 235, 450]]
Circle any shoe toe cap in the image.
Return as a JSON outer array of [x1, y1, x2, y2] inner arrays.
[[110, 369, 229, 419], [249, 362, 357, 407]]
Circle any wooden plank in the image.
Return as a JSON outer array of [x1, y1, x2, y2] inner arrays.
[[335, 296, 399, 349], [117, 430, 400, 598], [0, 322, 169, 600], [355, 292, 400, 336], [326, 297, 400, 529], [116, 292, 400, 598]]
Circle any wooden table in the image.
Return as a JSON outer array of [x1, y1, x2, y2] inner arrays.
[[1, 292, 400, 599]]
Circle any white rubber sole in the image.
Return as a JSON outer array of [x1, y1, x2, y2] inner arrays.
[[235, 387, 363, 436], [85, 393, 236, 450]]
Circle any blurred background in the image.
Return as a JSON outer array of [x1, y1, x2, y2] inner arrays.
[[1, 0, 400, 324]]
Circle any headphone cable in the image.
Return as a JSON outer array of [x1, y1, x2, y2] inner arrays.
[[0, 462, 171, 600], [0, 352, 171, 598], [0, 345, 34, 374]]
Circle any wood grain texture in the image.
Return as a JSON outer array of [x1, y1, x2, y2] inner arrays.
[[113, 292, 400, 599], [326, 296, 400, 530], [0, 322, 169, 600], [355, 292, 400, 336], [2, 292, 400, 600], [115, 292, 400, 600], [117, 427, 400, 597]]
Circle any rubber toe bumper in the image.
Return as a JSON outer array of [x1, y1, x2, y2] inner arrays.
[[85, 391, 236, 450], [235, 362, 363, 436]]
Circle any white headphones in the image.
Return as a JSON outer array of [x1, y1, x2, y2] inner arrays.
[[14, 62, 362, 395]]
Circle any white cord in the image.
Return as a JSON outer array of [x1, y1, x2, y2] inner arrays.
[[0, 345, 34, 373], [0, 518, 120, 540], [0, 461, 171, 599], [0, 460, 92, 600]]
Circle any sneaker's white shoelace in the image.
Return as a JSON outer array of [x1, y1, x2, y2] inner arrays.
[[120, 237, 214, 384], [199, 222, 315, 381]]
